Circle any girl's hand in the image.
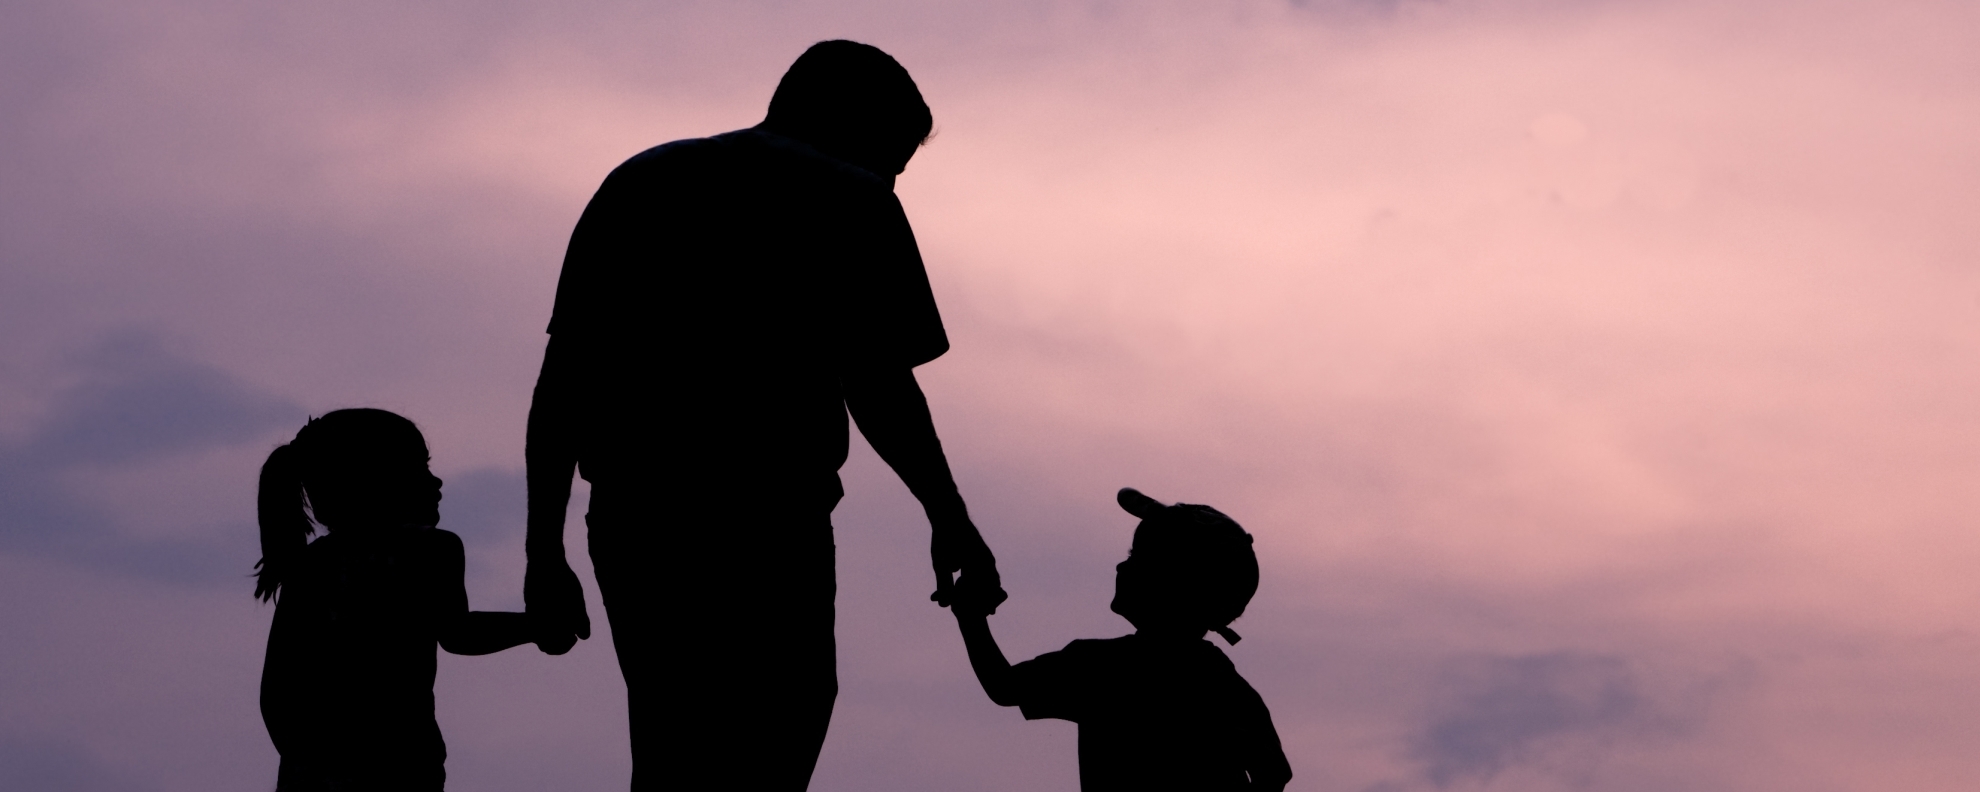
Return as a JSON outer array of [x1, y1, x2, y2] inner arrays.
[[525, 610, 578, 655]]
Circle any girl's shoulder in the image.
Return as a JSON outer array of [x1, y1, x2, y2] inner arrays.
[[300, 527, 464, 566], [406, 527, 466, 564]]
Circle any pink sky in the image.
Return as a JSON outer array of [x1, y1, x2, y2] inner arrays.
[[3, 1, 1979, 790]]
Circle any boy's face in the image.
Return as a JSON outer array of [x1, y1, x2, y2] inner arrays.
[[1110, 555, 1140, 624], [1110, 552, 1184, 632]]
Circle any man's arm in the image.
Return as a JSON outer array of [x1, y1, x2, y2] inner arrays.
[[842, 366, 1006, 613], [523, 333, 591, 654]]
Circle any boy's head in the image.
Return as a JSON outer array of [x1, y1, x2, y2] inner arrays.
[[1109, 488, 1259, 643]]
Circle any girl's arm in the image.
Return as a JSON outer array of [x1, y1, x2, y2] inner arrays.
[[431, 530, 539, 656], [438, 611, 537, 656], [952, 608, 1020, 707]]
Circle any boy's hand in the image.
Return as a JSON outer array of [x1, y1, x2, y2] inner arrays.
[[931, 512, 1007, 614], [943, 570, 1005, 618]]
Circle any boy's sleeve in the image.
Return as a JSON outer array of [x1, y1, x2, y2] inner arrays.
[[1007, 640, 1100, 722], [1232, 676, 1293, 788]]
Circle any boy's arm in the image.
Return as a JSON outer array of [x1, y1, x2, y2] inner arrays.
[[952, 608, 1021, 707], [1238, 681, 1294, 791]]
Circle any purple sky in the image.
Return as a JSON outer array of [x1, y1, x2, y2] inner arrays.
[[4, 1, 1980, 790]]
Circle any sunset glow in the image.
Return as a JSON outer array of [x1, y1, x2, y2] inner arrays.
[[3, 1, 1978, 790]]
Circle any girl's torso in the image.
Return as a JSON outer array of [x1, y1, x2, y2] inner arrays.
[[264, 527, 463, 788]]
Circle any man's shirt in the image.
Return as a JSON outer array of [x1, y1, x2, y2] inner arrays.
[[546, 127, 948, 506]]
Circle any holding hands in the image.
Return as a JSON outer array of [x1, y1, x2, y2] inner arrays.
[[930, 510, 1006, 616], [524, 555, 591, 655]]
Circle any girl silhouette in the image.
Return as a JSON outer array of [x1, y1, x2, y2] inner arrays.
[[254, 408, 538, 791]]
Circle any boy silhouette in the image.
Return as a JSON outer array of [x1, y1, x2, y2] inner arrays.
[[952, 488, 1293, 791]]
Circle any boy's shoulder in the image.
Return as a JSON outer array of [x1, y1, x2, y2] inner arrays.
[[1031, 634, 1240, 678]]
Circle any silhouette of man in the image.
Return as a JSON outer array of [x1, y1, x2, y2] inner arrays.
[[522, 40, 1005, 790]]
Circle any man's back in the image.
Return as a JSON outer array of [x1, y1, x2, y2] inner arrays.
[[546, 128, 948, 499]]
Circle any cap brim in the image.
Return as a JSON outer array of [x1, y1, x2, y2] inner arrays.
[[1117, 487, 1168, 519]]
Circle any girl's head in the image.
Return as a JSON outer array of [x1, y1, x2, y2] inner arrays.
[[1109, 488, 1260, 643], [253, 408, 442, 601]]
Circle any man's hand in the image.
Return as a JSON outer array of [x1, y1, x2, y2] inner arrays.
[[930, 513, 1007, 614], [524, 557, 591, 655]]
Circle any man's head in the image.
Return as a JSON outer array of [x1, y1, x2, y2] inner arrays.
[[1110, 488, 1261, 643], [761, 40, 933, 180]]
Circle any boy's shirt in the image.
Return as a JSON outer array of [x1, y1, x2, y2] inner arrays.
[[1009, 633, 1292, 791]]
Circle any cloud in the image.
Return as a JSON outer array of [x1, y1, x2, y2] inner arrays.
[[439, 466, 527, 543], [3, 1, 1980, 790], [22, 333, 298, 468], [0, 331, 299, 583], [0, 330, 534, 592], [0, 731, 152, 792], [1406, 652, 1660, 787]]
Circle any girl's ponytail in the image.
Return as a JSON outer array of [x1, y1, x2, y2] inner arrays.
[[253, 442, 314, 602]]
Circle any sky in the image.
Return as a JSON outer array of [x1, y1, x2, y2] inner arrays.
[[3, 0, 1979, 789]]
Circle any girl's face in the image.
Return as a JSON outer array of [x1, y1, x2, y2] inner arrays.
[[316, 437, 442, 532], [370, 439, 439, 530], [379, 446, 443, 529]]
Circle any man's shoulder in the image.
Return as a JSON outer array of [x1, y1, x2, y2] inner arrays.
[[722, 128, 891, 187], [599, 128, 885, 192], [606, 135, 735, 181]]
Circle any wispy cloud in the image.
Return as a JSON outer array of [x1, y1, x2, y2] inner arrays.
[[0, 331, 296, 583]]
